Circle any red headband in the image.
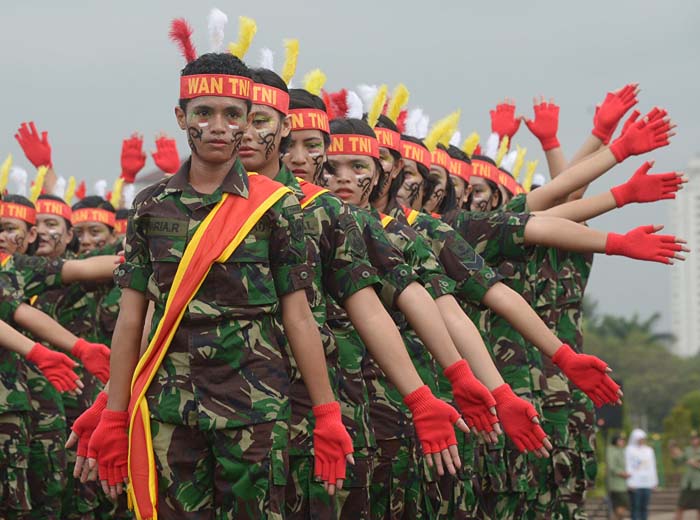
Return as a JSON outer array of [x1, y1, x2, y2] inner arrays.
[[448, 157, 472, 182], [35, 199, 72, 221], [471, 159, 499, 183], [431, 148, 450, 170], [374, 127, 401, 153], [252, 84, 290, 114], [496, 170, 525, 195], [289, 109, 330, 134], [400, 140, 431, 170], [114, 219, 127, 235], [72, 208, 116, 227], [0, 202, 36, 225], [327, 134, 380, 159], [179, 74, 253, 100]]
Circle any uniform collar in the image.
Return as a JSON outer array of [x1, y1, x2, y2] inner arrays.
[[166, 156, 250, 199]]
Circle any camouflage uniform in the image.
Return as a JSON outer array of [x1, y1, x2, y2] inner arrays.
[[388, 202, 502, 519], [273, 168, 381, 520], [115, 158, 313, 518], [0, 253, 65, 518]]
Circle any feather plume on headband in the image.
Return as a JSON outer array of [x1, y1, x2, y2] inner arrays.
[[386, 84, 409, 124], [110, 178, 124, 208], [94, 180, 108, 199], [450, 130, 462, 148], [484, 132, 500, 160], [259, 48, 274, 70], [357, 85, 378, 114], [10, 167, 28, 197], [123, 183, 136, 210], [366, 85, 388, 128], [303, 69, 326, 97], [207, 8, 228, 52], [169, 18, 197, 63], [29, 166, 47, 203], [0, 154, 12, 194], [64, 176, 76, 205], [523, 160, 539, 192], [461, 132, 480, 158], [53, 176, 66, 199], [228, 16, 257, 59], [495, 136, 510, 167], [512, 145, 527, 180], [346, 91, 363, 119], [425, 111, 461, 152], [281, 39, 299, 85], [405, 108, 430, 139]]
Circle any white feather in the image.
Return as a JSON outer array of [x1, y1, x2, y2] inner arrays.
[[208, 8, 228, 52], [405, 108, 423, 137], [501, 150, 517, 172], [356, 84, 378, 113], [346, 90, 363, 119], [53, 176, 66, 198], [259, 48, 274, 70], [417, 114, 430, 139], [450, 130, 462, 148], [9, 167, 28, 197], [484, 132, 500, 160], [94, 180, 108, 199], [531, 173, 547, 187], [123, 183, 136, 209]]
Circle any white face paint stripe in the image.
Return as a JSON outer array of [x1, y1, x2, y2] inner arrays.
[[197, 122, 209, 128], [228, 124, 241, 130]]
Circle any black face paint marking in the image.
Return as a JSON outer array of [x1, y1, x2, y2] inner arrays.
[[358, 176, 372, 201], [256, 124, 281, 160], [187, 126, 203, 157], [431, 188, 445, 205], [230, 128, 244, 158], [406, 182, 420, 205], [475, 199, 489, 212], [376, 171, 391, 197], [311, 155, 324, 183]]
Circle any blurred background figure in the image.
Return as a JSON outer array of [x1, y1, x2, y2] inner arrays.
[[671, 431, 700, 519], [608, 432, 631, 519], [626, 428, 659, 520]]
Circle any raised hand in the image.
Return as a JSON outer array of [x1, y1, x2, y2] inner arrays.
[[492, 384, 551, 457], [552, 344, 622, 407], [609, 107, 674, 163], [490, 98, 521, 141], [605, 224, 688, 264], [611, 161, 686, 207], [404, 385, 469, 476], [151, 133, 181, 174], [312, 401, 354, 496], [14, 121, 52, 168], [592, 83, 640, 143], [120, 133, 146, 183], [523, 97, 560, 151]]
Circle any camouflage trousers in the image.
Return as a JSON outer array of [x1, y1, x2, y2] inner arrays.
[[286, 454, 335, 519], [334, 448, 375, 519], [370, 438, 422, 519], [27, 428, 67, 519], [151, 418, 287, 519], [436, 429, 478, 520], [0, 412, 31, 518], [61, 428, 101, 519]]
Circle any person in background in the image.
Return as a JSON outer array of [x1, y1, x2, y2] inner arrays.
[[671, 431, 700, 520], [626, 428, 658, 520], [607, 433, 630, 519]]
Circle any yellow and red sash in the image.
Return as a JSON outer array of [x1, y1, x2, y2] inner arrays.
[[296, 178, 329, 210], [402, 205, 420, 226], [126, 173, 291, 520], [0, 252, 10, 267], [379, 213, 394, 229]]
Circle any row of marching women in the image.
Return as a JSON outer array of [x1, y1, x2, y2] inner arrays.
[[0, 8, 688, 520]]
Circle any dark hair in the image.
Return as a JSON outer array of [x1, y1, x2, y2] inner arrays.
[[467, 155, 504, 210], [370, 114, 402, 164], [498, 167, 515, 199], [251, 68, 291, 154], [289, 88, 331, 147], [3, 194, 37, 254], [329, 118, 384, 200], [178, 52, 252, 112], [434, 144, 457, 213], [72, 196, 116, 230], [115, 209, 129, 220]]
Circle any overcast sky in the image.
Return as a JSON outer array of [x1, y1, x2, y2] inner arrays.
[[3, 1, 699, 332]]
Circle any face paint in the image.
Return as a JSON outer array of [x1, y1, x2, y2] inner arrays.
[[0, 220, 29, 254], [327, 155, 378, 207], [73, 222, 116, 255]]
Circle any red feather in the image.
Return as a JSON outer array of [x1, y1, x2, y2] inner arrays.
[[75, 181, 86, 200], [396, 109, 408, 133], [329, 89, 348, 120], [321, 90, 334, 119], [169, 18, 197, 63], [474, 145, 482, 156]]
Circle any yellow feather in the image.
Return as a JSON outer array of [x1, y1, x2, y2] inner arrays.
[[281, 39, 299, 85], [0, 154, 12, 195], [64, 176, 76, 205], [461, 132, 480, 157], [386, 84, 410, 123], [303, 69, 327, 97], [439, 112, 461, 147], [367, 85, 388, 129], [110, 178, 124, 208], [512, 145, 527, 180], [228, 16, 257, 59], [30, 166, 47, 203], [495, 136, 509, 167], [425, 111, 461, 153], [523, 160, 539, 192]]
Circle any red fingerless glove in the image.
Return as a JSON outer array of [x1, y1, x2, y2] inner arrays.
[[312, 401, 353, 485], [552, 344, 621, 408], [444, 360, 498, 433], [26, 343, 79, 393], [490, 102, 521, 141], [404, 385, 460, 455], [609, 107, 671, 163], [492, 384, 546, 453], [71, 339, 110, 384], [120, 134, 146, 183], [611, 161, 683, 207], [14, 121, 52, 168], [592, 84, 639, 144], [524, 101, 560, 151], [605, 225, 682, 264], [71, 392, 107, 457], [151, 136, 181, 174], [87, 409, 129, 486]]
